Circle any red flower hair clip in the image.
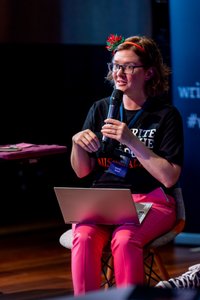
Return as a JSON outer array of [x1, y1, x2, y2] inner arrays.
[[106, 33, 145, 54], [106, 34, 125, 52]]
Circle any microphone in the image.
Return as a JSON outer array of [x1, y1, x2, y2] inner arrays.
[[102, 88, 124, 145]]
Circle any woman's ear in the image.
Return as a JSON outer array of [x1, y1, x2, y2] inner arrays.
[[145, 67, 154, 80]]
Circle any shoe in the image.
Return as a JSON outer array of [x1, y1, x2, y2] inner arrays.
[[155, 264, 200, 288]]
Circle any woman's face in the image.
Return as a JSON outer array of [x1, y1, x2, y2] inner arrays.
[[112, 49, 150, 98]]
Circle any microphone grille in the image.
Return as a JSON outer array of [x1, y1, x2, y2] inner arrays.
[[111, 89, 124, 105]]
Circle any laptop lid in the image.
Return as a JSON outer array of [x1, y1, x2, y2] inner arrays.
[[54, 187, 152, 225]]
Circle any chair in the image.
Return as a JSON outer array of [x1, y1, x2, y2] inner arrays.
[[59, 187, 185, 288], [144, 187, 185, 285]]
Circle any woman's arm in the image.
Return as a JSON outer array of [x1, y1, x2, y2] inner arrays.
[[70, 129, 100, 178], [101, 118, 181, 188], [126, 136, 181, 188]]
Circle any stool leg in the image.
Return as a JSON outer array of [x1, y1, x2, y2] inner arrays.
[[152, 248, 170, 280], [144, 247, 169, 285], [104, 255, 114, 289]]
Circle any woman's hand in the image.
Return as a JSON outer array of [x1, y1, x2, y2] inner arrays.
[[72, 129, 100, 153], [101, 118, 134, 146]]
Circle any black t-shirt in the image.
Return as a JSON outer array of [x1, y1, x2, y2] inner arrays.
[[82, 96, 184, 194]]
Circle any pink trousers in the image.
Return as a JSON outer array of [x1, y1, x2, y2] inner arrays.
[[71, 187, 176, 295]]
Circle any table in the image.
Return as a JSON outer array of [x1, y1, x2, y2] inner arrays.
[[0, 142, 68, 228], [0, 142, 67, 161]]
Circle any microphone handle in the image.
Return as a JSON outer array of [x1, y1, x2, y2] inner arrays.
[[107, 104, 117, 119], [102, 89, 123, 146], [102, 104, 119, 144]]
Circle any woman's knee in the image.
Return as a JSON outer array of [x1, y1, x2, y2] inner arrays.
[[73, 226, 108, 251], [73, 229, 93, 245], [111, 233, 142, 251]]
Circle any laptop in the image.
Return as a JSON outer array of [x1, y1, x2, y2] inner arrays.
[[54, 187, 152, 226]]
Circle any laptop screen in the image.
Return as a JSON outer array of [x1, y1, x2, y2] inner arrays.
[[54, 187, 141, 225]]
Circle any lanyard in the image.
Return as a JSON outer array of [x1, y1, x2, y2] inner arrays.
[[119, 103, 144, 128], [108, 102, 144, 177]]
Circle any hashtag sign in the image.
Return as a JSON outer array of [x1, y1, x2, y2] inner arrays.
[[187, 114, 200, 129]]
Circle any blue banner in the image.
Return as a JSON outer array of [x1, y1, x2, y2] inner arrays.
[[169, 0, 200, 233]]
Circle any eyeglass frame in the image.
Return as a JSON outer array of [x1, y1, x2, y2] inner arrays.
[[107, 62, 145, 75]]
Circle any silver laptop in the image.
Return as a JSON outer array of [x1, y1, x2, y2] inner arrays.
[[54, 187, 152, 225]]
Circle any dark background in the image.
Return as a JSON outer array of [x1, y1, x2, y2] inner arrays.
[[1, 1, 189, 232], [0, 0, 169, 147]]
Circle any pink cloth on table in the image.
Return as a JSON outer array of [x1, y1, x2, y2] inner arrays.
[[0, 142, 67, 160]]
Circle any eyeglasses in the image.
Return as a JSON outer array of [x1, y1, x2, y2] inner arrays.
[[107, 62, 145, 75]]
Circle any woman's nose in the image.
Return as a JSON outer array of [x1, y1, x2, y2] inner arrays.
[[116, 66, 124, 74]]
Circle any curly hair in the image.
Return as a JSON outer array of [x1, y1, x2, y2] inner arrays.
[[106, 36, 171, 97]]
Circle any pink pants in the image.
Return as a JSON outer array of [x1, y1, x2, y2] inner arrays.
[[71, 187, 176, 295]]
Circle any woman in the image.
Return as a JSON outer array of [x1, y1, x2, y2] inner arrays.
[[70, 34, 184, 295]]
